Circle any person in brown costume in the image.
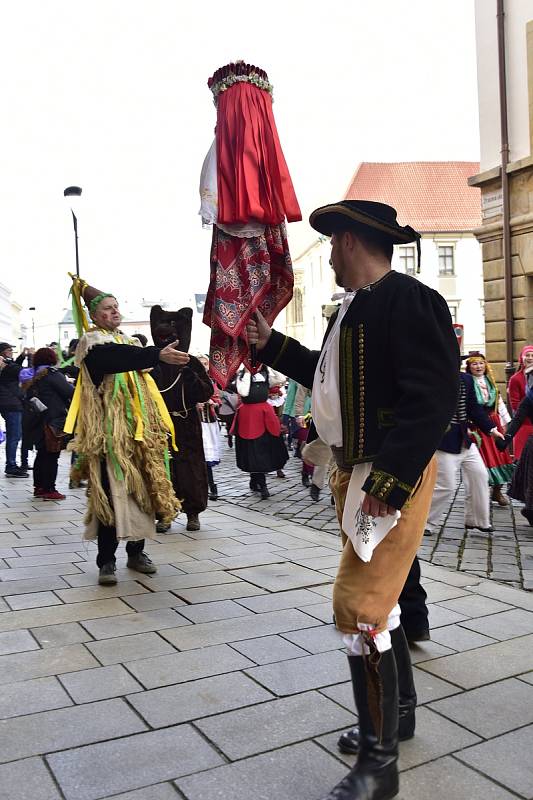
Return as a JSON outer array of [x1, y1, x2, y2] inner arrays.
[[247, 199, 459, 800], [150, 305, 213, 532]]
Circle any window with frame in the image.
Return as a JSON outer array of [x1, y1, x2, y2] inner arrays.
[[438, 245, 455, 275], [399, 246, 416, 275], [447, 304, 458, 323]]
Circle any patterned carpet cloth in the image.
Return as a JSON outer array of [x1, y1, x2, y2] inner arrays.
[[204, 223, 294, 388]]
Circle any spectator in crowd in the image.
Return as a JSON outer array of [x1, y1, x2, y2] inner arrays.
[[497, 369, 533, 525], [464, 352, 513, 506], [20, 347, 74, 500], [0, 342, 32, 477], [507, 345, 533, 460], [198, 355, 222, 501], [233, 365, 288, 500], [425, 370, 504, 536]]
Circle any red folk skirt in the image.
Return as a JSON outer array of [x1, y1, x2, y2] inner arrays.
[[473, 411, 513, 485]]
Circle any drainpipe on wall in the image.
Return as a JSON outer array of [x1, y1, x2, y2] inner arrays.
[[496, 0, 514, 380]]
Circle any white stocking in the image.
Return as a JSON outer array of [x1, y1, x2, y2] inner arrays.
[[343, 604, 401, 655]]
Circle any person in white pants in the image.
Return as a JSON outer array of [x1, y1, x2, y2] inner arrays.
[[425, 372, 504, 535]]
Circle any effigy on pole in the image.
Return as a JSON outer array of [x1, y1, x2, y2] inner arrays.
[[199, 61, 301, 388]]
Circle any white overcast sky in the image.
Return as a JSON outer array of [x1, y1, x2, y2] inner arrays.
[[0, 0, 480, 340]]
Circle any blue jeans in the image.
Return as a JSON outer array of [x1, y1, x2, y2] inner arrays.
[[1, 411, 22, 469]]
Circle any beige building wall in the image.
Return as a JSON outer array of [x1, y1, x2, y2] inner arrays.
[[470, 7, 533, 384]]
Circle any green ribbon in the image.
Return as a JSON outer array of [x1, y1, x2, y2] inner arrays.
[[116, 374, 135, 434], [106, 376, 125, 481], [164, 447, 171, 480], [132, 371, 147, 422]]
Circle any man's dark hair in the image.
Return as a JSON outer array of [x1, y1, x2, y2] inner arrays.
[[331, 221, 394, 261]]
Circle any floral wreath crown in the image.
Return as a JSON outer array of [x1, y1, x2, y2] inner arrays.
[[208, 61, 273, 105]]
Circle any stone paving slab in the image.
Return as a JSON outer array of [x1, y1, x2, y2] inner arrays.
[[0, 629, 39, 655], [80, 607, 191, 640], [0, 757, 63, 800], [458, 607, 533, 640], [417, 633, 533, 688], [128, 671, 273, 727], [230, 634, 309, 665], [159, 608, 321, 651], [397, 756, 517, 799], [0, 675, 72, 719], [30, 620, 93, 648], [0, 642, 99, 683], [125, 642, 255, 689], [47, 725, 223, 800], [86, 632, 177, 665], [58, 663, 143, 703], [196, 690, 355, 760], [0, 698, 146, 763], [0, 597, 133, 632], [456, 725, 533, 798], [428, 677, 533, 737], [244, 649, 348, 696], [176, 741, 347, 800]]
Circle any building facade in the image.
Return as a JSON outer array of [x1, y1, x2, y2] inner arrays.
[[286, 162, 485, 354], [470, 0, 533, 382]]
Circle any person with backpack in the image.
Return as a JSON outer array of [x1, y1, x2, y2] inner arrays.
[[20, 347, 74, 500]]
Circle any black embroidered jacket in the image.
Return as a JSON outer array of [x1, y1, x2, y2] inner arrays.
[[259, 271, 460, 509]]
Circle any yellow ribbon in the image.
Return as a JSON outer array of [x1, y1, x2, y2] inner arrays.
[[63, 371, 82, 435]]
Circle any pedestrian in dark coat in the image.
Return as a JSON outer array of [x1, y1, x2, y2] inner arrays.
[[0, 342, 32, 476], [20, 347, 74, 500]]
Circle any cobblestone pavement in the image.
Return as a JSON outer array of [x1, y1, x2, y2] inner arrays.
[[216, 436, 533, 590], [1, 450, 533, 799]]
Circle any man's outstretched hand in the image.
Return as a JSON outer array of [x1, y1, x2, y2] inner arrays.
[[159, 340, 190, 366], [246, 311, 272, 351]]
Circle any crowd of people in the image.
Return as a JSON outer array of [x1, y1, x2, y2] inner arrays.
[[2, 336, 533, 529]]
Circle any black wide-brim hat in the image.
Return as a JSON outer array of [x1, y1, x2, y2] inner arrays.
[[309, 200, 420, 244]]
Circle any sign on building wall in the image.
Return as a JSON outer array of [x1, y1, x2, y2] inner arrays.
[[481, 189, 503, 220]]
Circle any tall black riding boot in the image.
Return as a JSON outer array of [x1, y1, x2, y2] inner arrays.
[[338, 625, 416, 755], [323, 649, 399, 800]]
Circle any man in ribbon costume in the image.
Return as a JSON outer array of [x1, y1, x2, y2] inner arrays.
[[65, 276, 184, 585], [247, 200, 459, 800], [200, 61, 301, 388], [150, 305, 213, 532]]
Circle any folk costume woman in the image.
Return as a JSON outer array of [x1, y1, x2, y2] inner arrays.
[[150, 306, 213, 532], [508, 345, 533, 459], [465, 352, 513, 506], [200, 61, 301, 388], [64, 275, 183, 585], [497, 378, 533, 525], [232, 366, 288, 500]]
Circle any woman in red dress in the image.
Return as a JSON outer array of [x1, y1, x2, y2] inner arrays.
[[508, 345, 533, 460], [465, 353, 513, 506]]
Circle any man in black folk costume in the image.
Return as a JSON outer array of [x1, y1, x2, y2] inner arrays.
[[247, 200, 459, 800]]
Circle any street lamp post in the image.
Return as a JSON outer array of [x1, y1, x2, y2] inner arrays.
[[63, 186, 82, 277], [29, 306, 36, 348]]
